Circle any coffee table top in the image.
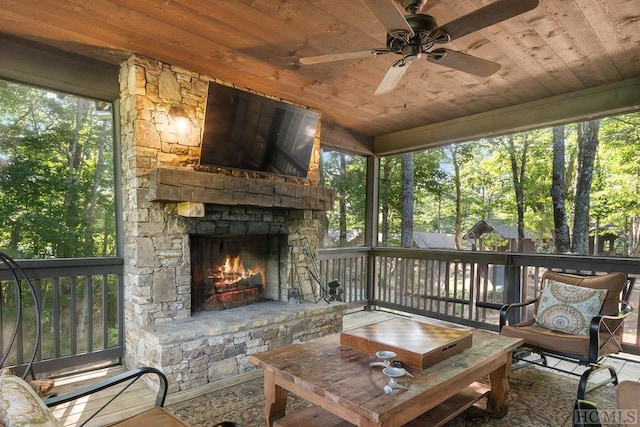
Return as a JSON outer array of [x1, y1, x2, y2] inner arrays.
[[341, 318, 472, 354], [250, 324, 523, 425]]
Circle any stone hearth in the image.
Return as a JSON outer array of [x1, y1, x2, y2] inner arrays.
[[139, 301, 344, 392], [117, 55, 342, 392]]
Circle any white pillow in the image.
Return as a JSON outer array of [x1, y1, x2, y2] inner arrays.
[[534, 279, 608, 336]]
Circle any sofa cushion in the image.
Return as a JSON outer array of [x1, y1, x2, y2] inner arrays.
[[0, 369, 63, 427], [534, 279, 607, 336]]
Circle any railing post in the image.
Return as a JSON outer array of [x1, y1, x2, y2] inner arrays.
[[364, 155, 379, 311], [504, 255, 522, 324]]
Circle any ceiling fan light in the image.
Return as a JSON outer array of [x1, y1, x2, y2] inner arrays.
[[402, 44, 422, 62], [405, 53, 421, 62]]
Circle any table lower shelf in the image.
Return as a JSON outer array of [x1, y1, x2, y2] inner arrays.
[[405, 381, 491, 426], [273, 381, 491, 427]]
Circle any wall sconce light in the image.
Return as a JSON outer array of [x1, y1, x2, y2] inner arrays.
[[169, 106, 190, 134]]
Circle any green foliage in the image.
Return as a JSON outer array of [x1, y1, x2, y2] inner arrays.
[[320, 150, 367, 247], [373, 111, 640, 254], [0, 80, 116, 258]]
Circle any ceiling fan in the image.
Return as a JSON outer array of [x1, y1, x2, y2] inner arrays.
[[299, 0, 539, 95]]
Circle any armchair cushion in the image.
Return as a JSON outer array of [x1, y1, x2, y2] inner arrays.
[[502, 317, 623, 357], [538, 272, 626, 315], [0, 370, 63, 427], [534, 279, 608, 335]]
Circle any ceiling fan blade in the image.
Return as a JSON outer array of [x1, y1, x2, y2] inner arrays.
[[427, 48, 501, 77], [300, 49, 386, 65], [361, 0, 415, 38], [374, 62, 410, 95], [435, 0, 539, 42]]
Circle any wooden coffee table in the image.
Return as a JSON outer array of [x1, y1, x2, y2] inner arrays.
[[249, 322, 523, 427]]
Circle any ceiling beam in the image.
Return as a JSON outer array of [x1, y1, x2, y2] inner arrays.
[[320, 119, 374, 156], [374, 77, 640, 156], [0, 33, 119, 101]]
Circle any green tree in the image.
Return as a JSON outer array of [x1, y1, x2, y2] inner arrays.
[[400, 152, 413, 247], [595, 113, 640, 255], [319, 150, 367, 247], [0, 80, 115, 258]]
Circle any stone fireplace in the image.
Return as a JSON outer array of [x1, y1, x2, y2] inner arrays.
[[117, 56, 344, 392]]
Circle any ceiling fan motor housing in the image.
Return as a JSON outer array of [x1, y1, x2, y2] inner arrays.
[[386, 14, 439, 54]]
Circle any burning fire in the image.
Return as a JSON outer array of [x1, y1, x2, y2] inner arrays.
[[211, 255, 255, 284], [219, 255, 253, 281], [205, 254, 265, 307]]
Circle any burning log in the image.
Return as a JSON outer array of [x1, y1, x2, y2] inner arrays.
[[207, 272, 263, 295], [198, 254, 265, 310]]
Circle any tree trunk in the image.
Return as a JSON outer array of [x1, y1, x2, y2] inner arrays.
[[61, 98, 90, 257], [400, 152, 414, 248], [449, 147, 463, 250], [507, 135, 528, 252], [380, 158, 391, 246], [338, 154, 348, 246], [84, 114, 107, 255], [571, 120, 600, 255], [632, 217, 640, 256], [317, 150, 330, 247], [551, 125, 571, 253], [78, 282, 89, 336]]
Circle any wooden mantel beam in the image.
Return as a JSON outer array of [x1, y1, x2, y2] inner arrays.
[[148, 167, 335, 212]]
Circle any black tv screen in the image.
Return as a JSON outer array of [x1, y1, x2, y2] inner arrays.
[[200, 82, 320, 178]]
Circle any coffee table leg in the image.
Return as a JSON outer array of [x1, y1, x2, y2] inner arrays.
[[486, 354, 512, 417], [263, 371, 288, 427]]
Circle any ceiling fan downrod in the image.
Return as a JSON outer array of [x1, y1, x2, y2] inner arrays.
[[400, 0, 427, 14]]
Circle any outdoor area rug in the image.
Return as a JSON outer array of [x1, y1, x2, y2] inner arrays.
[[166, 365, 618, 427]]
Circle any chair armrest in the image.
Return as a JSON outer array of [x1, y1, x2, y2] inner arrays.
[[620, 300, 633, 316], [44, 367, 168, 420], [589, 301, 634, 335], [587, 302, 634, 360], [499, 299, 538, 331]]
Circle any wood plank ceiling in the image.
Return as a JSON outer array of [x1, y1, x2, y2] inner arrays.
[[0, 0, 639, 151]]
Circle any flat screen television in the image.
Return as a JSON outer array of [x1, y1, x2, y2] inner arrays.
[[200, 82, 320, 178]]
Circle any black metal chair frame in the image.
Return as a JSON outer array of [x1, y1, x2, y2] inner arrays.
[[0, 251, 41, 380], [44, 366, 168, 426], [498, 274, 635, 401]]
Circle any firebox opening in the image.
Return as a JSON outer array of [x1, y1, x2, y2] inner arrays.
[[190, 234, 282, 312]]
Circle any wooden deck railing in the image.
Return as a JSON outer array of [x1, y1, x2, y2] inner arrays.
[[2, 249, 639, 376], [319, 247, 640, 355], [0, 257, 124, 374]]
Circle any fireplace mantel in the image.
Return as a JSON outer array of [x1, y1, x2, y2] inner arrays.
[[148, 167, 334, 211]]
